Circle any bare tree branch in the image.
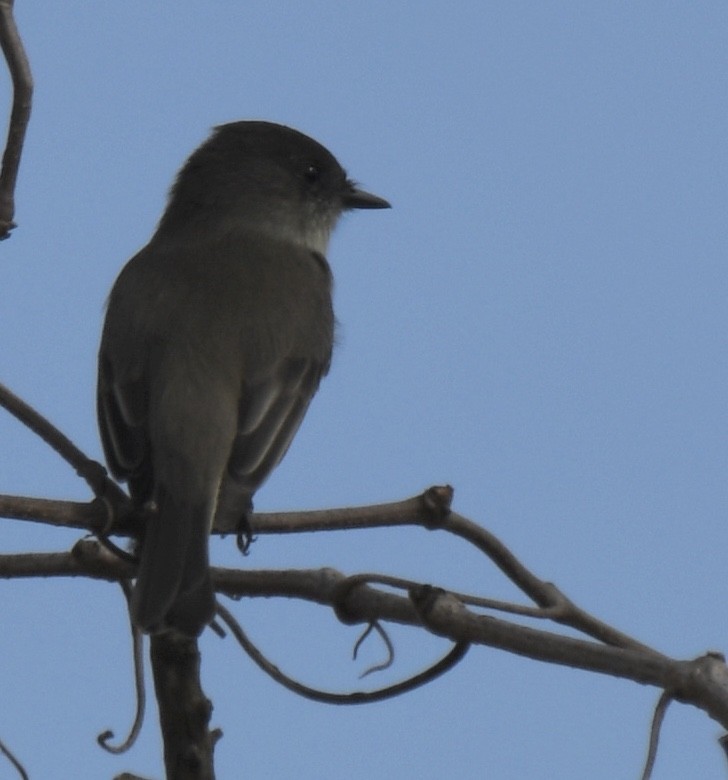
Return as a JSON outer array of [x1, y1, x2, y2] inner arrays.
[[150, 632, 218, 780], [0, 0, 31, 238], [0, 737, 28, 780], [2, 386, 728, 772], [0, 381, 128, 506], [97, 582, 146, 755], [641, 691, 672, 780], [216, 600, 469, 704], [3, 538, 728, 739]]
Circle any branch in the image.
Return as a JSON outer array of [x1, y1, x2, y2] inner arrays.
[[216, 601, 469, 704], [149, 632, 218, 780], [0, 382, 129, 507], [0, 737, 27, 780], [0, 0, 31, 238], [1, 390, 726, 764], [3, 541, 728, 736]]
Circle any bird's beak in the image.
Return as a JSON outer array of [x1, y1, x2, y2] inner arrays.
[[344, 182, 391, 210]]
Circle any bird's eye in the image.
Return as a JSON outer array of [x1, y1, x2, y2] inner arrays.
[[304, 164, 321, 183]]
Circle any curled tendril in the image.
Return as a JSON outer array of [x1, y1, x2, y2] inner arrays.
[[216, 600, 469, 706], [97, 581, 146, 755], [353, 621, 395, 678]]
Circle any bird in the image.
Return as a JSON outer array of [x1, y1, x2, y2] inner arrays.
[[97, 121, 390, 635]]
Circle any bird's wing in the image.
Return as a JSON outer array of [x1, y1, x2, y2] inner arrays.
[[213, 356, 326, 528], [97, 351, 153, 502]]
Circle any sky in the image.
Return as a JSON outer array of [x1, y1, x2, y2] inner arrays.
[[1, 3, 727, 778]]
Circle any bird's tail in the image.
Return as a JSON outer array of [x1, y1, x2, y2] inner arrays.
[[131, 487, 215, 636]]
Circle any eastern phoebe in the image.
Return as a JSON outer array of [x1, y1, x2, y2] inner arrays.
[[97, 121, 389, 636]]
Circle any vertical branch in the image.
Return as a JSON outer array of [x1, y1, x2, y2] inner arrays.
[[0, 0, 32, 239], [150, 633, 218, 780]]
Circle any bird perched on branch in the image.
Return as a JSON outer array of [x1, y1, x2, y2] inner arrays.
[[97, 121, 389, 635]]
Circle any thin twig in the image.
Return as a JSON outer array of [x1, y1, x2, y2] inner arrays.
[[641, 691, 672, 780], [241, 487, 662, 656], [354, 621, 395, 678], [216, 601, 469, 705], [0, 0, 31, 238], [97, 581, 146, 754], [0, 737, 28, 780], [0, 381, 129, 505], [445, 510, 661, 655]]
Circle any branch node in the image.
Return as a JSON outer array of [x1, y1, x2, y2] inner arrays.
[[72, 537, 108, 565], [332, 575, 370, 625], [76, 458, 112, 498], [421, 485, 453, 528], [409, 584, 447, 617]]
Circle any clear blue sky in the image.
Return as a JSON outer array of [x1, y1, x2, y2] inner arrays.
[[1, 3, 727, 778]]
